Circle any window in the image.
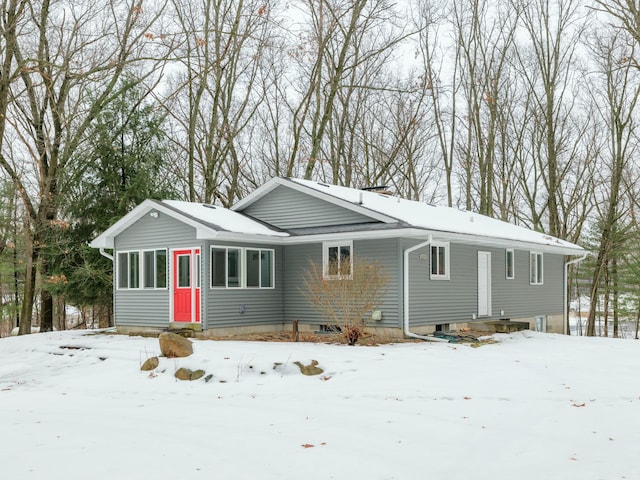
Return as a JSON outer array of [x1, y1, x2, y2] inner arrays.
[[211, 246, 274, 288], [177, 254, 191, 287], [143, 249, 167, 288], [117, 251, 140, 289], [246, 249, 274, 288], [211, 247, 242, 288], [323, 241, 353, 279], [430, 242, 450, 280], [506, 249, 515, 280], [530, 252, 543, 285]]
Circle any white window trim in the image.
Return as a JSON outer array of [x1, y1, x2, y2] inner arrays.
[[430, 242, 450, 280], [210, 246, 275, 289], [530, 251, 544, 285], [115, 248, 169, 291], [116, 250, 140, 290], [117, 249, 168, 290], [505, 248, 515, 280], [322, 240, 353, 280], [245, 248, 276, 289], [143, 249, 168, 290]]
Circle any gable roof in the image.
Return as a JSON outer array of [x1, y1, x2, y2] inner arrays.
[[234, 177, 586, 254], [92, 178, 586, 255], [89, 199, 288, 249]]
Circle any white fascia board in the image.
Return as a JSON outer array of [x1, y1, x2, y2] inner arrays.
[[276, 227, 586, 255], [231, 177, 398, 224], [90, 199, 158, 249], [197, 230, 289, 245], [91, 200, 220, 249], [230, 177, 283, 211]]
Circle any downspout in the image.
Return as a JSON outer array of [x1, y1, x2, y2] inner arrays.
[[403, 236, 448, 342], [564, 254, 588, 335], [99, 248, 114, 261], [99, 248, 115, 329]]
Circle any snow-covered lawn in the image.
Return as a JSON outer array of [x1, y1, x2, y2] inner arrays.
[[1, 330, 638, 480]]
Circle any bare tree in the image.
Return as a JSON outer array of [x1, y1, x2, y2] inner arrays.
[[284, 0, 408, 182], [166, 0, 270, 206], [585, 32, 640, 336], [514, 0, 590, 238], [451, 0, 520, 216], [0, 0, 167, 334]]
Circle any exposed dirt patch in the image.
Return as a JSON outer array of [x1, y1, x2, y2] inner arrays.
[[208, 331, 423, 345]]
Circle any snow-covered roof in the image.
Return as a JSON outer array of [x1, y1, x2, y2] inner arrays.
[[90, 199, 288, 249], [92, 179, 586, 255], [161, 200, 288, 238], [282, 178, 585, 254]]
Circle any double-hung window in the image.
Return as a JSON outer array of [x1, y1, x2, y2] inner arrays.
[[506, 249, 515, 280], [211, 246, 275, 288], [530, 252, 543, 285], [143, 249, 167, 288], [211, 247, 242, 288], [246, 249, 274, 288], [323, 241, 353, 279], [430, 242, 450, 280], [117, 251, 139, 289]]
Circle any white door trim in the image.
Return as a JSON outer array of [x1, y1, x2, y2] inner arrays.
[[478, 251, 492, 317]]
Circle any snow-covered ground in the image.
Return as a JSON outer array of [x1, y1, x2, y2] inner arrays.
[[1, 330, 638, 480]]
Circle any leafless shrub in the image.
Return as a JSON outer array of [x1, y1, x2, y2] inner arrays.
[[301, 255, 389, 345]]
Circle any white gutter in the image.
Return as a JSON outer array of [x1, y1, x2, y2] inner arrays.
[[403, 236, 448, 342], [563, 253, 589, 335], [99, 248, 113, 261]]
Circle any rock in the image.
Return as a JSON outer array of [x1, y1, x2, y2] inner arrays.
[[174, 367, 206, 381], [140, 356, 159, 371], [293, 360, 324, 376], [159, 332, 193, 358], [174, 367, 192, 381]]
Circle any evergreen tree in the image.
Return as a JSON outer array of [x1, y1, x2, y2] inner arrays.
[[50, 77, 176, 326]]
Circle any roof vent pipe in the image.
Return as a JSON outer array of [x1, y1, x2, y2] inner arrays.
[[359, 192, 363, 205]]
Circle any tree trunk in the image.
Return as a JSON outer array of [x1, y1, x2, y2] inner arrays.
[[18, 248, 37, 335]]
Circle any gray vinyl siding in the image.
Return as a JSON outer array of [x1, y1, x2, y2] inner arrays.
[[205, 241, 284, 328], [114, 211, 201, 328], [492, 249, 564, 318], [283, 238, 402, 328], [242, 185, 377, 228], [405, 241, 565, 326]]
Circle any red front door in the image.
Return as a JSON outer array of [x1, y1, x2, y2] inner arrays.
[[173, 248, 201, 323]]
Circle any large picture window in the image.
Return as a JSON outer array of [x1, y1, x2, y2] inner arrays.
[[530, 252, 543, 285], [430, 242, 450, 280], [118, 250, 167, 289], [211, 246, 274, 289], [323, 241, 353, 279]]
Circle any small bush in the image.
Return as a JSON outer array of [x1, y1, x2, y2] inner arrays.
[[301, 255, 389, 345]]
